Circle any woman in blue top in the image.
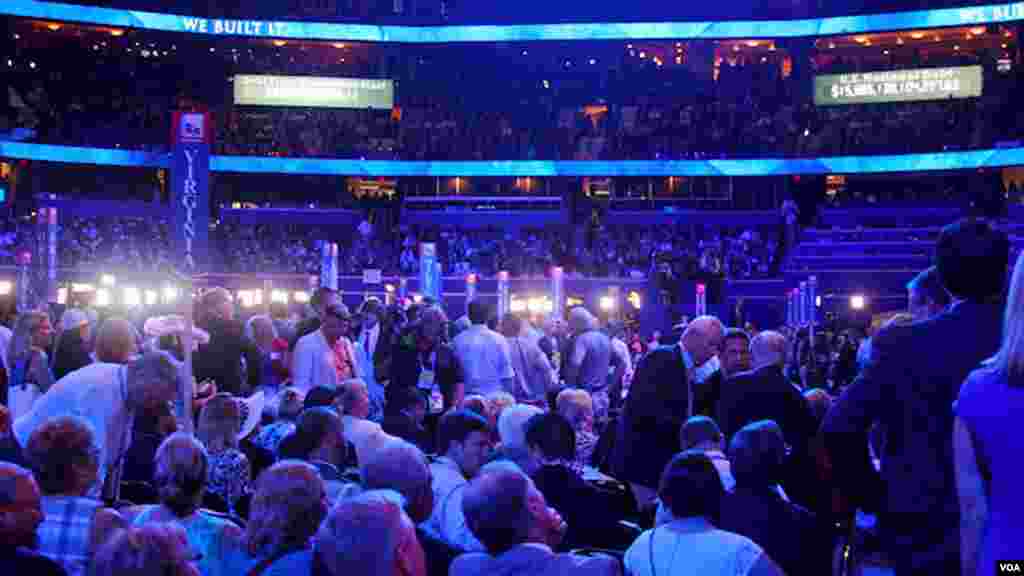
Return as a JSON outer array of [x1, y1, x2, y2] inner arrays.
[[240, 460, 328, 576], [125, 433, 246, 576], [956, 251, 1024, 576]]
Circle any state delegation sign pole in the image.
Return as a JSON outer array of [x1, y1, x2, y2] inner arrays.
[[170, 111, 211, 435]]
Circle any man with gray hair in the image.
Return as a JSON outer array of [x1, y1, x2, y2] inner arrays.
[[717, 331, 817, 459], [564, 307, 619, 424], [362, 439, 461, 576], [612, 315, 725, 508], [314, 490, 426, 576], [14, 351, 182, 501], [453, 469, 619, 576]]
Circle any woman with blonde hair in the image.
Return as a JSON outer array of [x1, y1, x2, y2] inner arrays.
[[4, 310, 54, 417], [956, 251, 1024, 576], [124, 433, 244, 576], [196, 394, 251, 515]]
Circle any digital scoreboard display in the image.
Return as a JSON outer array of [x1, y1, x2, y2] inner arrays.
[[233, 75, 394, 109], [814, 65, 983, 106]]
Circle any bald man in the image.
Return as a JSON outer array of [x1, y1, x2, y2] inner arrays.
[[716, 331, 817, 455], [611, 315, 725, 508]]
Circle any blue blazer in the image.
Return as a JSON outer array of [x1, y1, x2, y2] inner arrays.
[[822, 300, 1003, 569]]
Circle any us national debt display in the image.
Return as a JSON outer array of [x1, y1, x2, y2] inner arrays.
[[814, 66, 983, 106]]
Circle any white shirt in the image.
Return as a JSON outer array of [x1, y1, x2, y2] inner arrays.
[[624, 517, 765, 576], [506, 336, 556, 403], [291, 330, 359, 394], [14, 363, 132, 497], [706, 450, 736, 492], [422, 456, 485, 552], [0, 325, 11, 372], [453, 325, 515, 397], [359, 323, 380, 360]]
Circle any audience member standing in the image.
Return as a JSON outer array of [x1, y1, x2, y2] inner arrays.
[[564, 307, 615, 423], [612, 316, 724, 509], [193, 288, 262, 396], [288, 287, 340, 352], [92, 318, 138, 364], [500, 315, 556, 405], [955, 251, 1024, 576], [51, 309, 92, 381], [453, 300, 515, 398], [720, 328, 753, 379], [291, 303, 356, 394], [389, 306, 464, 413], [906, 265, 952, 322], [717, 331, 816, 450], [823, 218, 1010, 576], [14, 351, 180, 501], [5, 311, 54, 417], [0, 462, 67, 576]]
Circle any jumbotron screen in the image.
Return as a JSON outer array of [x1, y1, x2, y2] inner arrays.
[[233, 75, 394, 109], [814, 65, 983, 106]]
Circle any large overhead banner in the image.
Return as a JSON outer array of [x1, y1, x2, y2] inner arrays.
[[234, 75, 394, 109], [814, 66, 983, 106], [4, 1, 1024, 41]]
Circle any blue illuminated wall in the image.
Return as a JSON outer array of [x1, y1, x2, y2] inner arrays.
[[3, 0, 1023, 42], [2, 142, 1023, 176]]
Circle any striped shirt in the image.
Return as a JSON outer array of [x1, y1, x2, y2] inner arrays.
[[37, 495, 104, 576]]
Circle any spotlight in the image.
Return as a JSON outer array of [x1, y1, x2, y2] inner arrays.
[[271, 290, 289, 303], [123, 286, 141, 308], [293, 291, 311, 303], [101, 273, 116, 286], [850, 294, 866, 310], [599, 296, 616, 311], [57, 288, 68, 305], [95, 289, 111, 308], [0, 281, 11, 296], [145, 290, 159, 306], [163, 285, 179, 303]]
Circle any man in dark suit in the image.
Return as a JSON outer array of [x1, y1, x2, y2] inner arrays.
[[717, 330, 817, 450], [611, 315, 724, 509], [192, 287, 262, 395], [822, 218, 1009, 576]]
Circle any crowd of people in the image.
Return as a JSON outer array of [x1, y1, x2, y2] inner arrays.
[[3, 215, 781, 280], [4, 37, 1021, 160], [0, 216, 1018, 576]]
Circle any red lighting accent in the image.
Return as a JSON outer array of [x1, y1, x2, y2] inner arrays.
[[696, 284, 706, 294]]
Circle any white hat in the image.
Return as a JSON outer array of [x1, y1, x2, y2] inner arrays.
[[237, 390, 265, 441], [143, 315, 211, 346]]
